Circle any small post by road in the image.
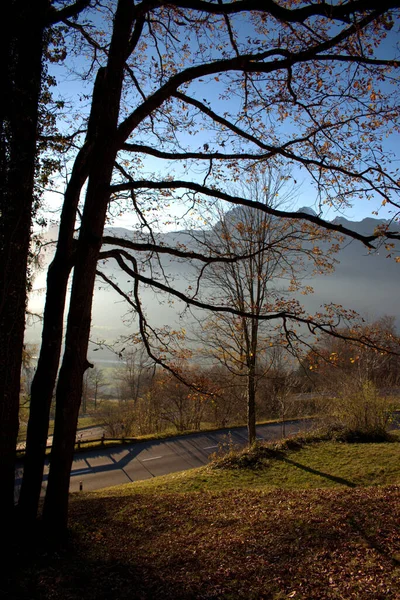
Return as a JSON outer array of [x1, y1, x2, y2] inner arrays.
[[79, 481, 83, 492]]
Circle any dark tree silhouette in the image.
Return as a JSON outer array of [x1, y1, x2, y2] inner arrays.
[[14, 0, 400, 532]]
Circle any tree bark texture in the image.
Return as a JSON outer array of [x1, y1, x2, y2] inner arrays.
[[0, 0, 48, 524]]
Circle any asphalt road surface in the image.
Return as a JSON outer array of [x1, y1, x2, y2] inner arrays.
[[15, 420, 312, 500]]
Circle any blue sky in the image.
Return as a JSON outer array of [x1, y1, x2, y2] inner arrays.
[[41, 7, 400, 232]]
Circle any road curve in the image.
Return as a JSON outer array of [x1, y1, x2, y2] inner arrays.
[[15, 420, 312, 499]]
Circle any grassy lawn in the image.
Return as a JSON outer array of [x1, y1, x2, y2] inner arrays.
[[8, 437, 400, 599], [131, 438, 400, 493]]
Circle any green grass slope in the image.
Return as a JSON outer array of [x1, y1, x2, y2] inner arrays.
[[9, 438, 400, 600]]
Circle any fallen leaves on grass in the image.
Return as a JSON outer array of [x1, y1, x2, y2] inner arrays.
[[10, 485, 399, 599]]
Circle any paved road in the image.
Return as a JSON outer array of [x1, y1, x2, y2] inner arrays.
[[15, 420, 312, 499]]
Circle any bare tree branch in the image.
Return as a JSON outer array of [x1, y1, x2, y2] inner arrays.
[[109, 179, 400, 248]]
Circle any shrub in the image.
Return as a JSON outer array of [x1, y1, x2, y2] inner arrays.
[[328, 380, 395, 442], [209, 435, 286, 469], [99, 401, 137, 437]]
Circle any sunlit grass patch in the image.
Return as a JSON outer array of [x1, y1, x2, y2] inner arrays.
[[87, 435, 400, 497], [10, 436, 400, 600]]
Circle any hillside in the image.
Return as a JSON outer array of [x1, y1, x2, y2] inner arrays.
[[8, 438, 400, 599]]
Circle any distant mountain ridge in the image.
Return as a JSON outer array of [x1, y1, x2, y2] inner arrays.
[[26, 215, 400, 360]]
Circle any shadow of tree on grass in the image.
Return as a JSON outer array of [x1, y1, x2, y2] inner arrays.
[[277, 455, 357, 487], [7, 485, 400, 600]]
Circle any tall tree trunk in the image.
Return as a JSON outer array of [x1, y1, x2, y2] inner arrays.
[[42, 0, 134, 532], [18, 143, 93, 524], [246, 320, 259, 445], [247, 361, 257, 445], [42, 199, 110, 530], [0, 0, 47, 526]]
